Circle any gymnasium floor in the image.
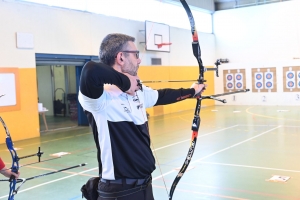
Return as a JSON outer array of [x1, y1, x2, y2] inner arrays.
[[1, 105, 300, 200]]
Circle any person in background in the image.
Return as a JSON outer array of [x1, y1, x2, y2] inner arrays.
[[79, 33, 206, 200], [0, 157, 20, 178]]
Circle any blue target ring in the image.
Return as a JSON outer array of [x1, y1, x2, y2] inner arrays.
[[227, 82, 233, 89], [287, 72, 294, 79], [236, 82, 242, 88], [265, 81, 272, 88], [265, 73, 272, 80], [236, 74, 242, 81], [288, 81, 294, 87], [256, 82, 263, 89], [227, 75, 233, 81], [256, 74, 262, 80]]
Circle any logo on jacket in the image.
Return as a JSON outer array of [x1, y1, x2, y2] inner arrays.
[[137, 104, 143, 109], [121, 104, 130, 113], [133, 95, 139, 103], [124, 107, 130, 113]]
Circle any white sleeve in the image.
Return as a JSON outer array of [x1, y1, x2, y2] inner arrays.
[[78, 90, 111, 113], [142, 85, 158, 108]]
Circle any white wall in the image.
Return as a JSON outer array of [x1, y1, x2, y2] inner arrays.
[[0, 0, 216, 68], [213, 0, 300, 106]]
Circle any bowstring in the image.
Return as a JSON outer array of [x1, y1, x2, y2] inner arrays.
[[135, 92, 169, 197]]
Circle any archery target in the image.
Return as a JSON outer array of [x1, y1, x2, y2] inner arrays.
[[255, 72, 264, 89], [264, 72, 273, 89], [226, 73, 234, 90], [286, 71, 295, 89], [297, 71, 300, 88], [255, 73, 263, 81], [226, 74, 233, 81], [235, 82, 243, 89], [226, 82, 234, 90], [235, 73, 243, 81], [286, 71, 295, 79], [286, 81, 295, 88], [256, 82, 263, 89], [265, 81, 273, 89], [265, 72, 273, 80]]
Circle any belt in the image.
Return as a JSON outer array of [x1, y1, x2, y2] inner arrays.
[[98, 176, 152, 198], [100, 178, 146, 186]]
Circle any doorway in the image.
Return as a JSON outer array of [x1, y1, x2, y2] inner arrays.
[[35, 53, 99, 133], [37, 65, 77, 132]]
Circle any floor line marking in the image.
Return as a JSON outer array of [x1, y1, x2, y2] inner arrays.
[[152, 185, 249, 200], [0, 167, 98, 199], [154, 179, 299, 200], [149, 109, 211, 122], [152, 125, 239, 152], [246, 107, 300, 122], [191, 126, 281, 163], [0, 132, 92, 152], [198, 161, 300, 173], [153, 126, 281, 181]]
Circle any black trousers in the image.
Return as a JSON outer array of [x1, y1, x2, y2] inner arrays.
[[97, 180, 154, 200]]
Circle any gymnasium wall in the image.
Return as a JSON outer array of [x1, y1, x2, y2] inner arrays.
[[214, 0, 300, 106], [0, 0, 216, 142]]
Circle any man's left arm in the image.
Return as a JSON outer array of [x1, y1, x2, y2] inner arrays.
[[154, 88, 195, 106]]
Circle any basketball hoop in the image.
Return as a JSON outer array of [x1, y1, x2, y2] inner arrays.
[[156, 42, 172, 49]]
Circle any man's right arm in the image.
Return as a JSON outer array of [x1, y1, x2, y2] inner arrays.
[[79, 61, 131, 99]]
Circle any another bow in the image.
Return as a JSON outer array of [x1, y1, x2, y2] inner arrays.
[[0, 117, 25, 200], [0, 116, 87, 200]]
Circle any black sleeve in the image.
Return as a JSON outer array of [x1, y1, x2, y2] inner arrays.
[[154, 88, 195, 106], [79, 61, 131, 99]]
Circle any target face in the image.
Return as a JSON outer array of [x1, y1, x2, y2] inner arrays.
[[265, 73, 273, 80], [235, 74, 242, 81], [236, 82, 243, 89], [226, 74, 233, 81], [256, 74, 262, 80], [227, 82, 233, 89], [287, 72, 294, 79], [265, 81, 273, 88], [287, 81, 294, 87], [256, 82, 263, 89]]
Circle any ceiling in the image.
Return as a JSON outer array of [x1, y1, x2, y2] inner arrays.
[[170, 0, 291, 12]]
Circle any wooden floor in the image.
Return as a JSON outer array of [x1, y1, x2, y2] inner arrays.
[[1, 105, 300, 200]]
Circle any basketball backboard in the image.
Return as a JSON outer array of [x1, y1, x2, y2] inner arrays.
[[145, 21, 170, 52]]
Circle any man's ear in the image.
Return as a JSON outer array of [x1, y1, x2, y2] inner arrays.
[[116, 52, 124, 65]]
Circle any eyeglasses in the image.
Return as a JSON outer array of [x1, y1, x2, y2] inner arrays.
[[121, 50, 139, 59]]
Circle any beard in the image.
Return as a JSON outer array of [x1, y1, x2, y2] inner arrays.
[[122, 60, 139, 76]]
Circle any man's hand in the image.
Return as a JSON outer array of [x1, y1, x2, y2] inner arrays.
[[191, 83, 207, 97], [123, 73, 140, 96], [0, 168, 20, 179]]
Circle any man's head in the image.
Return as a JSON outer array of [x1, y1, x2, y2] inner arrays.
[[99, 33, 141, 76]]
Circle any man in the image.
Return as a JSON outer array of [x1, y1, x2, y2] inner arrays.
[[78, 33, 206, 200], [0, 157, 20, 178]]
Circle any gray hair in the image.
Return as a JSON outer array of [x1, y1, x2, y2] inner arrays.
[[99, 33, 135, 66]]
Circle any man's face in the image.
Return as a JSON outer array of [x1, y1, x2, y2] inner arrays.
[[121, 41, 141, 76]]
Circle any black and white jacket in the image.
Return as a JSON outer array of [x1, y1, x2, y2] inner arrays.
[[79, 61, 195, 180]]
